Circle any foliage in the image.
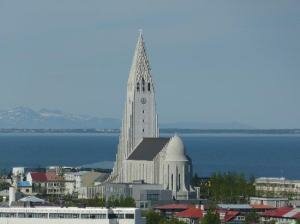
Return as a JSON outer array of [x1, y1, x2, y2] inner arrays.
[[145, 210, 185, 224], [192, 172, 255, 203], [146, 210, 162, 224], [0, 181, 10, 191], [265, 220, 276, 224], [201, 210, 220, 224], [296, 220, 300, 224], [0, 195, 3, 202], [245, 211, 260, 224], [61, 195, 135, 208], [107, 196, 136, 207]]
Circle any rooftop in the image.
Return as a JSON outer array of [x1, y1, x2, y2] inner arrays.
[[176, 207, 203, 219], [128, 138, 170, 161], [17, 181, 31, 188]]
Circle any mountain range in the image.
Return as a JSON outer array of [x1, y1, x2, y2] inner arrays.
[[0, 107, 120, 129], [0, 107, 252, 129]]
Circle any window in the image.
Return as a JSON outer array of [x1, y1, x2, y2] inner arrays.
[[147, 193, 159, 201], [148, 83, 151, 91], [137, 83, 140, 92], [108, 214, 118, 219], [125, 214, 135, 219], [142, 78, 145, 92]]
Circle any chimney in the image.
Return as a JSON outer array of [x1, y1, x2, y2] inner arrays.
[[200, 204, 205, 211], [9, 187, 16, 206]]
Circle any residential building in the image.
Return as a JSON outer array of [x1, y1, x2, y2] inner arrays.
[[255, 177, 300, 199], [26, 171, 65, 195], [17, 181, 32, 195], [261, 207, 300, 224], [250, 196, 289, 208]]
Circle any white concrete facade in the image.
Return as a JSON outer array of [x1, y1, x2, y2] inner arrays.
[[109, 31, 194, 200], [111, 31, 158, 183], [255, 177, 300, 199], [0, 207, 141, 224]]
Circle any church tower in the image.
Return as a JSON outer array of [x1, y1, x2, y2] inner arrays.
[[112, 31, 159, 182]]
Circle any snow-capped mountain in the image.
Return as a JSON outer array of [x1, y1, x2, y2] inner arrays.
[[0, 107, 121, 129]]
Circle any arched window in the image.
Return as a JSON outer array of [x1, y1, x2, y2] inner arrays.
[[137, 82, 140, 92], [167, 165, 170, 189]]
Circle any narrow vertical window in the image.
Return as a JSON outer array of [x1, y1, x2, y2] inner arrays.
[[142, 78, 145, 92], [137, 83, 140, 92], [171, 174, 174, 190], [148, 83, 151, 91]]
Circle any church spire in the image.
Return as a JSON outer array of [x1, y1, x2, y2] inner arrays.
[[128, 30, 151, 87], [111, 30, 158, 183]]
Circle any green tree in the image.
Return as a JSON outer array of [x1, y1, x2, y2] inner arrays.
[[206, 172, 255, 203], [245, 211, 260, 224], [106, 196, 135, 207], [0, 181, 10, 191], [265, 220, 276, 224], [296, 220, 300, 224], [201, 210, 220, 224], [146, 210, 162, 224]]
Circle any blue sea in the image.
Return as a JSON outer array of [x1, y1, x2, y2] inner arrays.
[[0, 133, 299, 179]]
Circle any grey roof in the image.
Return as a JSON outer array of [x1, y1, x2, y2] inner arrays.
[[218, 204, 252, 210], [127, 138, 170, 161], [19, 196, 45, 203]]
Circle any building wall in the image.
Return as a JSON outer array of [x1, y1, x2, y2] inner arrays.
[[255, 178, 300, 199], [124, 160, 154, 184]]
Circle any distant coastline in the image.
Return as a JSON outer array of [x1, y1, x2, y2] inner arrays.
[[0, 128, 300, 135]]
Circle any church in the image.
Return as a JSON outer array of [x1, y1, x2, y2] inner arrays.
[[109, 31, 194, 200]]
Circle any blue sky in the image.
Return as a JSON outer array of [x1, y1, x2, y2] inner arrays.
[[0, 0, 299, 128]]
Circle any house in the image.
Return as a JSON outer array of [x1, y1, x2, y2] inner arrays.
[[154, 203, 194, 218], [26, 172, 47, 194], [176, 206, 203, 224], [261, 207, 300, 224], [250, 196, 289, 208], [26, 171, 65, 195], [17, 181, 32, 195]]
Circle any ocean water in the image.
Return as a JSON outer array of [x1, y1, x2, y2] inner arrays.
[[0, 134, 299, 179]]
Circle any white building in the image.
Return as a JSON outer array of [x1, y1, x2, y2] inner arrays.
[[250, 196, 289, 208], [0, 207, 142, 224], [255, 177, 300, 199], [109, 31, 194, 200]]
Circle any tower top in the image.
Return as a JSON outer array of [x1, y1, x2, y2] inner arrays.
[[138, 28, 143, 36], [128, 30, 151, 86]]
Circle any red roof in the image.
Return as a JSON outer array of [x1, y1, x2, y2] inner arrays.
[[176, 207, 203, 219], [30, 171, 63, 182], [155, 204, 193, 210], [46, 171, 64, 181], [30, 172, 47, 182], [263, 207, 294, 218], [224, 210, 240, 222]]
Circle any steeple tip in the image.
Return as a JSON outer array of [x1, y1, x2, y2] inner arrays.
[[138, 29, 143, 37]]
